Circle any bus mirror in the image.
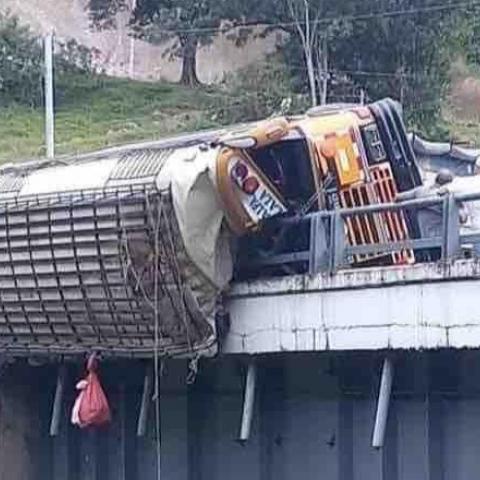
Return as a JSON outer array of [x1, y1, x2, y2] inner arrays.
[[217, 118, 289, 150], [218, 136, 257, 149]]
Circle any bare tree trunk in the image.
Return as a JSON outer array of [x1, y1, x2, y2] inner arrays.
[[315, 35, 328, 105], [303, 0, 317, 107], [321, 37, 328, 105], [179, 35, 200, 86], [399, 67, 406, 105], [286, 0, 320, 107], [305, 47, 318, 107]]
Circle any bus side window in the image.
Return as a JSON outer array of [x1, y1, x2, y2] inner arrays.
[[248, 140, 315, 207]]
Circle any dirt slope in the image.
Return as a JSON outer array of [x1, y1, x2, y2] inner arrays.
[[2, 0, 281, 83]]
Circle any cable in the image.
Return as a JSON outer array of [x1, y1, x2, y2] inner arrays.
[[334, 69, 416, 79], [153, 199, 161, 480], [253, 61, 419, 78], [142, 1, 480, 36]]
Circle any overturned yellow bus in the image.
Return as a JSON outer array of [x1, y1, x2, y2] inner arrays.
[[0, 98, 422, 358], [217, 98, 423, 276]]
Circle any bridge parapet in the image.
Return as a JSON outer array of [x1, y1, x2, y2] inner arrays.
[[245, 189, 480, 277]]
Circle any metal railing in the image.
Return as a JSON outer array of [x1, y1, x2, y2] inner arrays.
[[250, 191, 480, 276]]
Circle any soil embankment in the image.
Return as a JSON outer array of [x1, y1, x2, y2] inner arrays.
[[2, 0, 281, 83]]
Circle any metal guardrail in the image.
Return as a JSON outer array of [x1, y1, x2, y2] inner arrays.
[[252, 191, 480, 276]]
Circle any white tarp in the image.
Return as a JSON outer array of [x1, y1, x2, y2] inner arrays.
[[155, 146, 233, 289]]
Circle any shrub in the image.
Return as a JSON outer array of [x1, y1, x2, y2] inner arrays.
[[0, 12, 43, 107], [55, 39, 100, 76], [213, 58, 308, 124], [0, 13, 100, 108]]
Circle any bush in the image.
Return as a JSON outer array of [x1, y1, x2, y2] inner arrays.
[[0, 13, 100, 108], [212, 58, 308, 124], [0, 12, 43, 107], [56, 39, 100, 76]]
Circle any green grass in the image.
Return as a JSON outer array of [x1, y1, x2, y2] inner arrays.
[[0, 74, 223, 162]]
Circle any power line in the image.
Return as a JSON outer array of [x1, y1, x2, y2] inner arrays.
[[254, 60, 423, 78], [149, 1, 480, 36], [334, 69, 415, 79]]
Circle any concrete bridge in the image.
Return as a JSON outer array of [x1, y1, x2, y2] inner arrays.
[[225, 259, 480, 354], [3, 180, 480, 479], [223, 187, 480, 353]]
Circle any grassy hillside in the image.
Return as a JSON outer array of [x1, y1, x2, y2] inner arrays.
[[2, 71, 479, 164], [0, 74, 223, 162]]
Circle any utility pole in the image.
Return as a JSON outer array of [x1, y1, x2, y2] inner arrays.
[[44, 32, 55, 159]]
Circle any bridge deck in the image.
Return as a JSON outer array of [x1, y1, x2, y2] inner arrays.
[[224, 259, 480, 354]]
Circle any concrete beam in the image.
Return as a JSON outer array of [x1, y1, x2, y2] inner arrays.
[[224, 260, 480, 354]]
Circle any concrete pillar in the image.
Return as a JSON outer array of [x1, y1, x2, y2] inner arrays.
[[0, 364, 42, 480]]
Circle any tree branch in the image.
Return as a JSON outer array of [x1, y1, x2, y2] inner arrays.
[[310, 0, 324, 45], [286, 0, 307, 47]]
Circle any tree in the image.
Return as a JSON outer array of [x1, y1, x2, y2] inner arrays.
[[215, 58, 308, 123], [280, 0, 352, 106], [243, 0, 354, 107], [88, 0, 250, 86], [285, 0, 331, 106], [328, 0, 469, 133], [0, 12, 43, 106], [251, 0, 473, 131]]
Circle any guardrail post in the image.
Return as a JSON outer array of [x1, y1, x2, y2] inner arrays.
[[309, 214, 329, 274], [442, 193, 461, 261], [329, 211, 345, 274]]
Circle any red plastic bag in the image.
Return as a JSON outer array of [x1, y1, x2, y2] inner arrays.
[[71, 354, 111, 428]]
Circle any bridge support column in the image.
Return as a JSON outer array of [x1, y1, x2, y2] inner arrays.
[[50, 363, 67, 436], [0, 363, 42, 480], [372, 358, 394, 448], [137, 366, 153, 437]]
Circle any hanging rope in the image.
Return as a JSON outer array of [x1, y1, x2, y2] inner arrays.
[[118, 190, 206, 479], [153, 196, 162, 480], [160, 205, 193, 352]]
